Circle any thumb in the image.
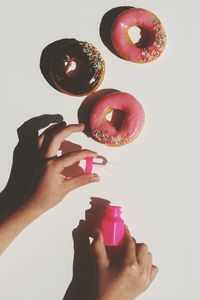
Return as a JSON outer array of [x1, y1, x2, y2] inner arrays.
[[65, 173, 100, 193], [92, 229, 109, 269]]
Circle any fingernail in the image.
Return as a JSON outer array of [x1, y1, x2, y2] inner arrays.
[[89, 150, 97, 155], [92, 152, 98, 157], [92, 173, 100, 181]]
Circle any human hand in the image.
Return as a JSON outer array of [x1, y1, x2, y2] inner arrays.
[[92, 227, 159, 300], [0, 120, 101, 255], [28, 122, 100, 213], [64, 220, 96, 300]]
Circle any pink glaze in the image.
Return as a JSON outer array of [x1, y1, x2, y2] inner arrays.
[[111, 8, 166, 63], [90, 91, 145, 146], [101, 206, 124, 246], [85, 157, 93, 174]]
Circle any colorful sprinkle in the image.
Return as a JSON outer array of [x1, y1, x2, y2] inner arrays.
[[138, 21, 166, 63], [92, 129, 129, 146], [152, 18, 159, 25], [80, 42, 105, 72]]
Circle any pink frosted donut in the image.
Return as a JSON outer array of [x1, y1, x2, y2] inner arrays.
[[111, 8, 166, 63], [90, 92, 145, 146]]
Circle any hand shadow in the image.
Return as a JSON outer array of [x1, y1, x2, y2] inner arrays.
[[63, 220, 96, 300], [0, 114, 83, 221], [64, 197, 110, 300]]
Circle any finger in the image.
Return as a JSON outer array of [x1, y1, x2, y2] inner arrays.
[[146, 252, 153, 275], [72, 220, 91, 252], [54, 149, 97, 172], [42, 123, 85, 158], [91, 229, 109, 269], [150, 265, 159, 283], [123, 226, 137, 265], [136, 243, 149, 266], [65, 173, 100, 193], [38, 121, 66, 148]]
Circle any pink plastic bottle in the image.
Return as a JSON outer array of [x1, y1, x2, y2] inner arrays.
[[101, 205, 125, 246]]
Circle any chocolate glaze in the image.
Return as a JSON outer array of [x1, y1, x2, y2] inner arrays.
[[49, 39, 105, 96]]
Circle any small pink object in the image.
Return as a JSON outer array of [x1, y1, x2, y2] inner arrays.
[[101, 205, 125, 246], [85, 157, 94, 174]]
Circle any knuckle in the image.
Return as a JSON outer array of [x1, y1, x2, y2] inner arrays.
[[140, 243, 148, 251], [122, 264, 132, 275], [139, 269, 150, 288], [123, 261, 137, 273]]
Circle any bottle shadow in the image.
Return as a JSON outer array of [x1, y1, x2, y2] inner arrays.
[[0, 114, 83, 221], [99, 6, 133, 58], [63, 197, 110, 300], [78, 88, 119, 138]]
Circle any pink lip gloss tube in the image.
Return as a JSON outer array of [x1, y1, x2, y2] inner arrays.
[[100, 205, 125, 246]]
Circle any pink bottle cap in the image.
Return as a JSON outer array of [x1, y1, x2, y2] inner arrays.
[[85, 156, 94, 174]]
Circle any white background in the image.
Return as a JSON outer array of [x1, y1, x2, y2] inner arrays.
[[0, 0, 199, 299]]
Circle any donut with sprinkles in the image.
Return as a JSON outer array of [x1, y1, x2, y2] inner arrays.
[[90, 91, 145, 147], [111, 7, 166, 63], [49, 39, 105, 96]]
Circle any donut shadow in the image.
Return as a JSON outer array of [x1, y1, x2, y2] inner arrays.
[[100, 6, 134, 59], [78, 88, 119, 138], [40, 38, 76, 92]]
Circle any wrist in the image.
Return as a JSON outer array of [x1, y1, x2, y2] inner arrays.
[[24, 196, 47, 217], [0, 196, 45, 255]]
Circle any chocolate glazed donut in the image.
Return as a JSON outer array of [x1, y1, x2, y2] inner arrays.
[[49, 39, 105, 96]]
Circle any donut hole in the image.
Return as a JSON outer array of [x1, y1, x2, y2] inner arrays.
[[105, 109, 125, 130], [128, 26, 154, 48], [65, 56, 90, 79]]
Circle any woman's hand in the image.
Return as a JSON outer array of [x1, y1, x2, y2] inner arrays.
[[0, 121, 100, 255], [29, 122, 100, 213], [92, 227, 159, 300]]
